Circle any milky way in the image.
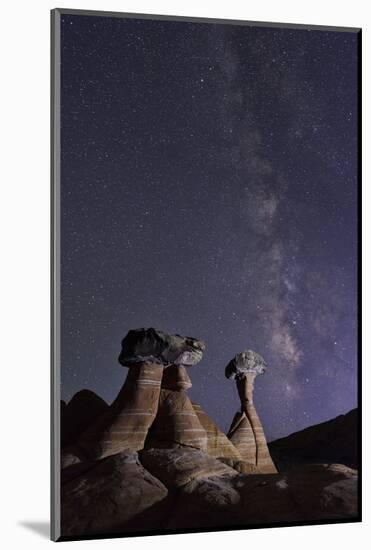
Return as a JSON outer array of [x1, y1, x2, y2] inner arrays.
[[60, 14, 359, 440]]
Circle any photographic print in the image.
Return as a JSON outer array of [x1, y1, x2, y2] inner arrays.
[[51, 8, 361, 541]]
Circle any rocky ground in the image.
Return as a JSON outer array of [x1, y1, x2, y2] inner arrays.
[[59, 330, 359, 539], [61, 445, 358, 537], [60, 393, 359, 538]]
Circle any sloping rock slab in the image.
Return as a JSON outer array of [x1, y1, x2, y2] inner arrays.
[[192, 402, 242, 461], [168, 475, 241, 530], [233, 463, 357, 526], [140, 447, 238, 489], [269, 409, 358, 470], [168, 463, 358, 530], [61, 450, 168, 537], [219, 457, 259, 474]]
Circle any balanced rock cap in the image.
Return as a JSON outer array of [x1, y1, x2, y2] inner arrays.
[[119, 327, 205, 367], [225, 350, 267, 380]]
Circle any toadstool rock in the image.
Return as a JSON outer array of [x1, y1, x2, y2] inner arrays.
[[226, 350, 277, 473], [75, 328, 205, 461]]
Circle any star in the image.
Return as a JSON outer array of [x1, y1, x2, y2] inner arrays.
[[59, 13, 358, 440]]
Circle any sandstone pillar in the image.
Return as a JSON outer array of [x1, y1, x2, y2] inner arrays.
[[76, 327, 206, 462], [147, 364, 208, 451], [77, 365, 164, 461], [226, 350, 277, 473]]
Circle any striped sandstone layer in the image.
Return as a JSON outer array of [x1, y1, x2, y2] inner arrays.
[[75, 328, 206, 462], [227, 407, 277, 473], [192, 402, 243, 461], [225, 350, 277, 473], [146, 365, 208, 451], [77, 362, 164, 460]]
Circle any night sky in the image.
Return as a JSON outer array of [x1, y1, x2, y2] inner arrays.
[[60, 13, 359, 440]]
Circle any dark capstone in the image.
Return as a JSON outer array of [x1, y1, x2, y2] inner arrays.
[[225, 349, 267, 380], [119, 327, 205, 367]]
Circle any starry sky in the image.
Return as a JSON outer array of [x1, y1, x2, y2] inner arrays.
[[60, 13, 359, 441]]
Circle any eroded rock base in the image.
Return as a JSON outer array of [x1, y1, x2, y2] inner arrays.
[[61, 447, 358, 537]]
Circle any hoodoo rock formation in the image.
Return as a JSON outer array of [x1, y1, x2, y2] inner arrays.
[[60, 329, 358, 537], [74, 328, 205, 462], [226, 350, 277, 473], [146, 364, 208, 451]]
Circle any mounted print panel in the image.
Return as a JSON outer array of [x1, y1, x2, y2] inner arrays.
[[51, 8, 361, 542]]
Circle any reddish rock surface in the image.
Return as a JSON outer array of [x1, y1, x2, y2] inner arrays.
[[146, 365, 208, 451], [192, 402, 243, 462], [226, 351, 277, 473], [77, 363, 164, 460]]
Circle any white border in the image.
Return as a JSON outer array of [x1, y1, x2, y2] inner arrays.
[[1, 1, 368, 548]]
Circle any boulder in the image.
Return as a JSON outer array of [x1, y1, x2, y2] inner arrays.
[[118, 327, 205, 367], [232, 463, 358, 524], [168, 462, 358, 530], [167, 475, 241, 530], [61, 446, 358, 536], [139, 447, 238, 489], [225, 349, 267, 379], [61, 450, 169, 537]]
